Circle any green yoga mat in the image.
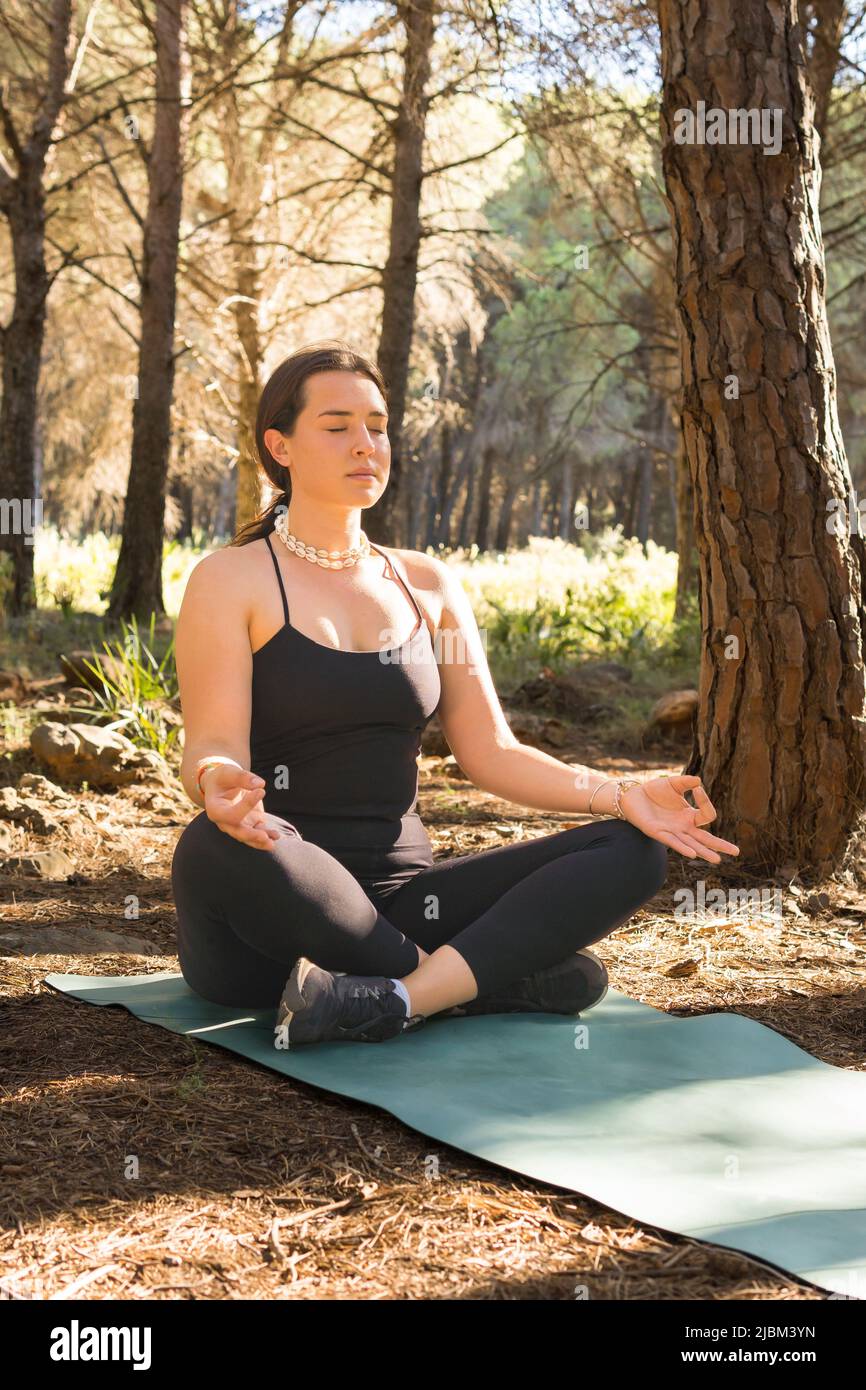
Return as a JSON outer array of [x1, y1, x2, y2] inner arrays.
[[44, 970, 866, 1298]]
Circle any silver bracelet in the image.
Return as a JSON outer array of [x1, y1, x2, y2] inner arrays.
[[588, 778, 616, 816], [613, 779, 642, 819], [588, 777, 643, 819]]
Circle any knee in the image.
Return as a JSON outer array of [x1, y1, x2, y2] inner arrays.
[[607, 820, 668, 899]]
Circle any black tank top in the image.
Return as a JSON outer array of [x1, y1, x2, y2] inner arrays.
[[249, 532, 442, 889]]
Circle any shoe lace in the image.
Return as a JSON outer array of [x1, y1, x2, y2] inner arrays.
[[337, 979, 399, 1031]]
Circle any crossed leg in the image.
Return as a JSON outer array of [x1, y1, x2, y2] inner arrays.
[[172, 812, 667, 1014], [369, 818, 668, 1015]]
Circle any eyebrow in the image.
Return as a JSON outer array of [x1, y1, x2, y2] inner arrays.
[[316, 408, 388, 419]]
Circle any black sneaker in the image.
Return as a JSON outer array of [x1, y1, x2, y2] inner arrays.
[[448, 948, 609, 1018], [275, 957, 426, 1047]]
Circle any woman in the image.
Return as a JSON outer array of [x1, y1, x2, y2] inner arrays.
[[171, 340, 739, 1048]]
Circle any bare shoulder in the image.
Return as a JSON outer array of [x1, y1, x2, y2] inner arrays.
[[181, 541, 262, 615], [387, 547, 450, 589], [193, 539, 264, 580], [381, 547, 450, 631], [387, 548, 477, 634]]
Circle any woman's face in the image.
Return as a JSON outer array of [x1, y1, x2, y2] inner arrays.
[[266, 370, 391, 506]]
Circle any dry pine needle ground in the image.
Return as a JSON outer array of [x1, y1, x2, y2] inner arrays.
[[1, 743, 864, 1300]]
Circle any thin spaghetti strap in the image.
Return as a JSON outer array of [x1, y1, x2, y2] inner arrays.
[[367, 541, 423, 625], [265, 532, 290, 626]]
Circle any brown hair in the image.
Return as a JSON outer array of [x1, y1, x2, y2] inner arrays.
[[229, 340, 389, 547]]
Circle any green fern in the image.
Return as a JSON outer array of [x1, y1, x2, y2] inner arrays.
[[63, 612, 180, 758]]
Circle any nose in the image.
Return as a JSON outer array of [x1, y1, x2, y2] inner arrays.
[[352, 427, 377, 456]]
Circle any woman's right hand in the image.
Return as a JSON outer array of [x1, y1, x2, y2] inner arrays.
[[203, 763, 282, 851]]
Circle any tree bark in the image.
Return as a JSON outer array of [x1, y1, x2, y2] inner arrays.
[[474, 443, 496, 551], [433, 416, 454, 545], [805, 0, 847, 147], [623, 455, 641, 539], [408, 450, 432, 548], [635, 448, 653, 547], [108, 0, 189, 620], [658, 0, 866, 872], [457, 438, 476, 549], [673, 426, 697, 618], [438, 445, 471, 546], [0, 0, 77, 615], [218, 1, 301, 533], [366, 0, 436, 547], [494, 479, 519, 551], [529, 475, 543, 536], [558, 454, 574, 538]]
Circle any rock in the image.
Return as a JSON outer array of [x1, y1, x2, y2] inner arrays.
[[0, 926, 161, 956], [806, 891, 832, 914], [0, 792, 63, 838], [588, 661, 633, 683], [647, 689, 699, 734], [502, 710, 571, 749], [420, 719, 449, 757], [0, 668, 26, 701], [1, 848, 76, 878], [0, 823, 13, 853], [29, 721, 79, 767], [29, 721, 173, 789], [511, 668, 586, 717], [2, 800, 63, 834], [665, 958, 701, 978], [15, 773, 76, 805], [509, 667, 619, 724], [540, 719, 570, 748], [58, 650, 128, 691]]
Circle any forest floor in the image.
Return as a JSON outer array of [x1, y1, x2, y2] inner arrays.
[[1, 627, 865, 1301]]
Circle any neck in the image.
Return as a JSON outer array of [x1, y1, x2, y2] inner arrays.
[[282, 499, 366, 553]]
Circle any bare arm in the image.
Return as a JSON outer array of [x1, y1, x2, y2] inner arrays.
[[173, 550, 281, 850], [426, 556, 739, 864], [175, 549, 254, 806]]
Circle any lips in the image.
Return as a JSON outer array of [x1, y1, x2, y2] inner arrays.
[[348, 471, 376, 478]]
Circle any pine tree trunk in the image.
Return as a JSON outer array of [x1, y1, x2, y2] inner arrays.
[[635, 449, 653, 547], [433, 417, 454, 546], [558, 455, 574, 538], [530, 476, 543, 536], [439, 447, 470, 547], [108, 0, 189, 620], [474, 444, 496, 551], [457, 441, 476, 549], [806, 0, 846, 146], [494, 481, 518, 552], [673, 427, 696, 618], [366, 0, 436, 546], [0, 0, 76, 615], [658, 0, 866, 872]]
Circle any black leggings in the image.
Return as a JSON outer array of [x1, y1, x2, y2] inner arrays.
[[171, 812, 668, 1009]]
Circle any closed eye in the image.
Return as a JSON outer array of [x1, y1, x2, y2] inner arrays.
[[325, 427, 385, 434]]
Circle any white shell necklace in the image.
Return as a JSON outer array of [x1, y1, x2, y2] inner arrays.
[[273, 509, 371, 569]]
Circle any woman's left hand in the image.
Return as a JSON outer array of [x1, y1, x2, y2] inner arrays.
[[619, 774, 740, 864]]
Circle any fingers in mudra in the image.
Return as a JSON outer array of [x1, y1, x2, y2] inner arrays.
[[690, 784, 717, 825]]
